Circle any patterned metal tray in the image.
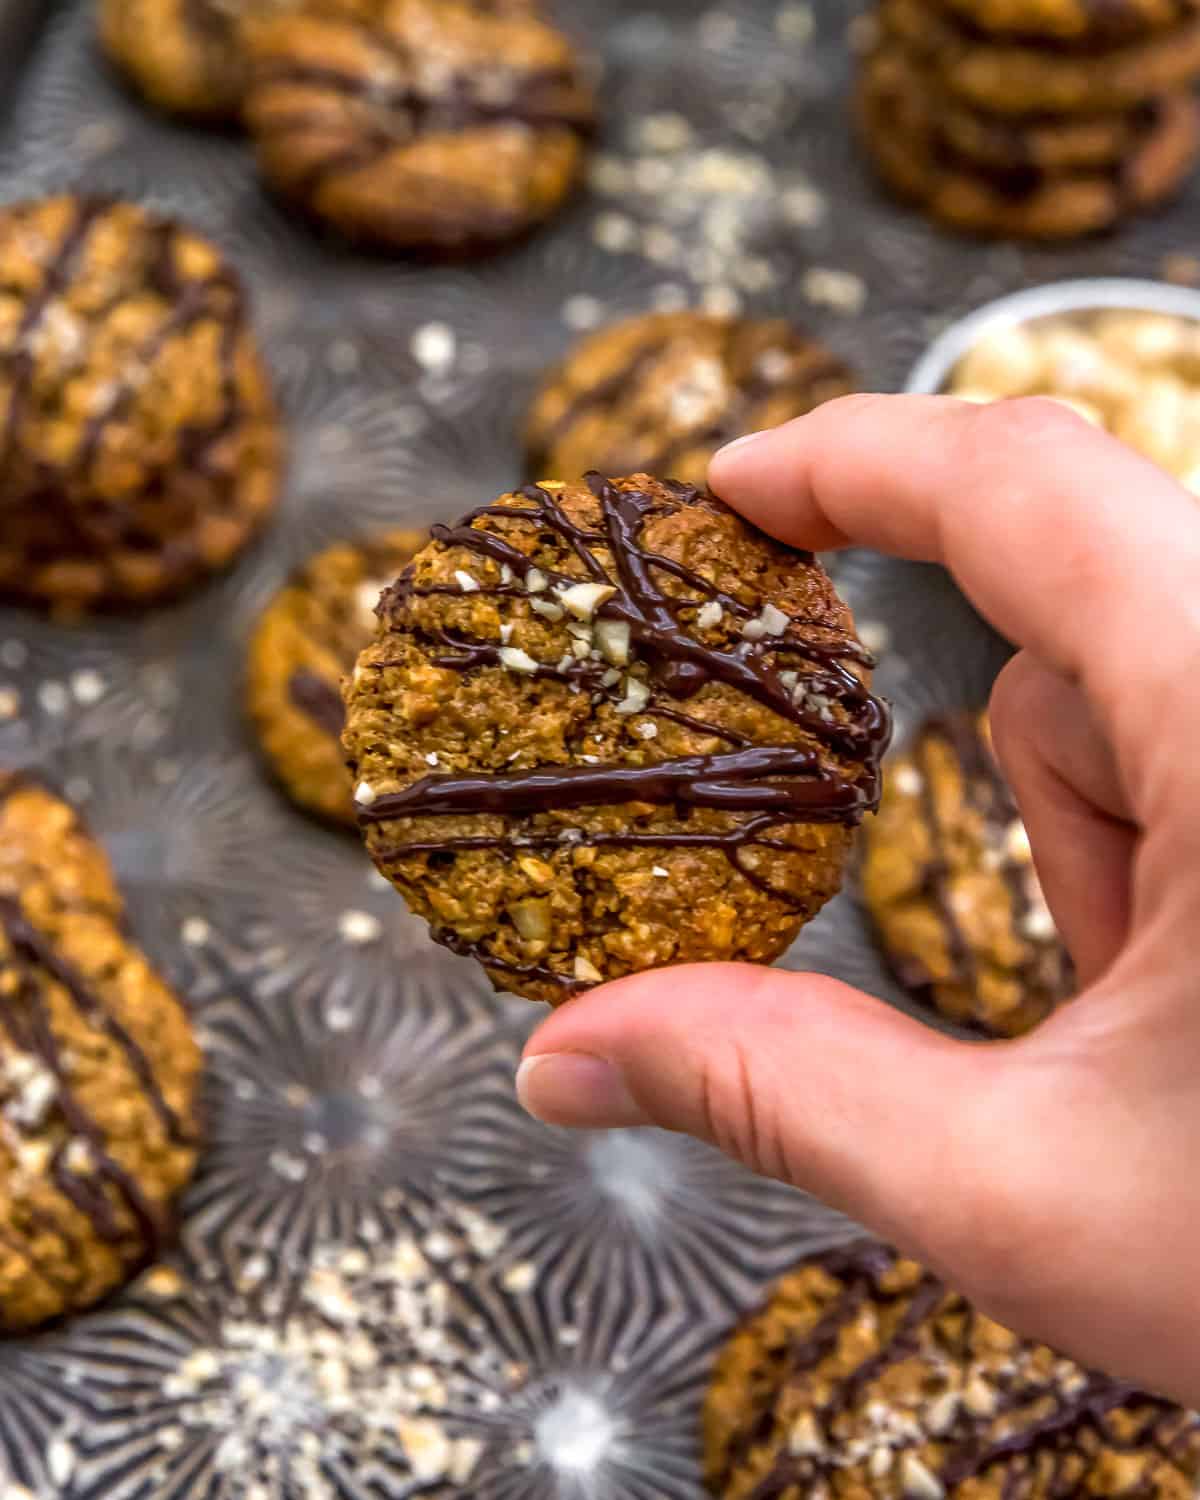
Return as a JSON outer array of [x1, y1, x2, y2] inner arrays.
[[0, 0, 1192, 1494]]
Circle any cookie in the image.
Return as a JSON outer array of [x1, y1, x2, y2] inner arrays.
[[858, 51, 1200, 238], [881, 46, 1173, 172], [242, 0, 595, 253], [882, 0, 1200, 115], [0, 196, 282, 614], [935, 0, 1199, 43], [703, 1241, 1200, 1500], [98, 0, 309, 121], [246, 530, 427, 826], [0, 773, 201, 1332], [525, 313, 855, 489], [342, 473, 889, 1006], [860, 712, 1073, 1038]]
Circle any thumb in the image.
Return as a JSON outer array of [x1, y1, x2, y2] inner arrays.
[[517, 963, 1009, 1261]]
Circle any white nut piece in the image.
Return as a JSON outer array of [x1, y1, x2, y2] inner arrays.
[[595, 619, 631, 666], [695, 600, 723, 630], [454, 569, 479, 593], [615, 675, 651, 713], [529, 598, 564, 621], [560, 582, 617, 620], [498, 646, 540, 674], [573, 955, 604, 983], [954, 323, 1043, 397], [524, 568, 549, 593], [509, 899, 551, 942]]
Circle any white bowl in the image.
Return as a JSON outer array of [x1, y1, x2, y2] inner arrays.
[[905, 277, 1200, 395]]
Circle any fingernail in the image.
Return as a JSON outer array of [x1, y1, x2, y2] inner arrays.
[[516, 1053, 650, 1128], [713, 429, 771, 461]]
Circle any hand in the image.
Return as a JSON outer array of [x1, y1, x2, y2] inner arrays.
[[516, 394, 1200, 1405]]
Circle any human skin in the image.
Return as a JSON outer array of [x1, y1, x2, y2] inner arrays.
[[517, 393, 1200, 1405]]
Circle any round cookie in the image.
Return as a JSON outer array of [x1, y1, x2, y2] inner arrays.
[[860, 712, 1073, 1038], [703, 1241, 1200, 1500], [0, 772, 201, 1332], [0, 195, 282, 614], [858, 51, 1200, 238], [525, 313, 855, 489], [246, 530, 427, 826], [882, 0, 1200, 115], [242, 0, 595, 253], [343, 472, 889, 1006], [936, 0, 1199, 44]]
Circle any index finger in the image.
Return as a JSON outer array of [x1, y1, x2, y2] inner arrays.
[[708, 394, 1200, 805]]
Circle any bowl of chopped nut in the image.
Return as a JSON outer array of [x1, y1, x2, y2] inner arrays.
[[906, 279, 1200, 491]]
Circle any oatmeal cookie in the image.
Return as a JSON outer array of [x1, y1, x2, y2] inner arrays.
[[242, 0, 595, 252], [0, 195, 281, 613], [882, 0, 1200, 115], [525, 313, 855, 489], [0, 772, 201, 1332], [342, 473, 889, 1005], [246, 530, 426, 825], [861, 712, 1073, 1038], [704, 1241, 1200, 1500], [858, 49, 1200, 237]]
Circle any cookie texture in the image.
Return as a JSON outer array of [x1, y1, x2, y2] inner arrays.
[[882, 0, 1200, 115], [0, 195, 281, 614], [861, 712, 1073, 1038], [342, 473, 889, 1005], [935, 0, 1199, 44], [0, 773, 201, 1332], [525, 313, 855, 489], [99, 0, 307, 120], [247, 530, 426, 825], [703, 1242, 1200, 1500], [858, 49, 1199, 238], [243, 0, 595, 252]]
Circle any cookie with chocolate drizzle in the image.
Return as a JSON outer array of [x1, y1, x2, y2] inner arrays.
[[342, 473, 889, 1005], [242, 0, 595, 253], [0, 195, 282, 614], [861, 712, 1074, 1039], [0, 772, 201, 1332], [246, 529, 427, 826], [703, 1241, 1200, 1500], [525, 312, 855, 489]]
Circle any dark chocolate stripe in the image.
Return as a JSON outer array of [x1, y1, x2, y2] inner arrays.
[[0, 897, 189, 1145], [1, 197, 109, 471], [288, 668, 346, 737]]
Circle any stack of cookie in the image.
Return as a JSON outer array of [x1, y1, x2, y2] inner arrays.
[[858, 0, 1200, 239]]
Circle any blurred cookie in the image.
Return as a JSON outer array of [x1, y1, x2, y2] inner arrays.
[[858, 51, 1200, 238], [243, 0, 595, 253], [883, 0, 1200, 115], [861, 712, 1073, 1038], [883, 46, 1172, 172], [99, 0, 309, 121], [937, 0, 1199, 43], [525, 312, 855, 488], [704, 1241, 1200, 1500], [343, 473, 888, 1006], [247, 530, 427, 826], [0, 772, 201, 1332], [0, 196, 281, 614]]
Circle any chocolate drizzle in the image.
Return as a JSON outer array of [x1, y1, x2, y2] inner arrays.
[[288, 667, 346, 737], [0, 895, 192, 1263], [907, 715, 1073, 1032], [359, 474, 889, 990], [723, 1244, 1198, 1500]]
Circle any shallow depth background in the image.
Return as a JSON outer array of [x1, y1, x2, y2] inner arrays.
[[0, 0, 1183, 1494]]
